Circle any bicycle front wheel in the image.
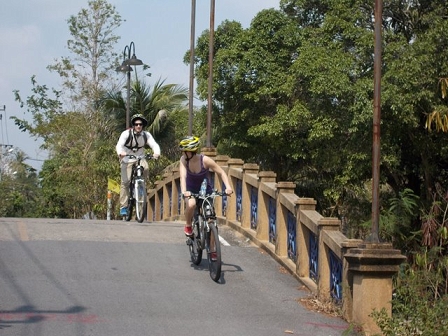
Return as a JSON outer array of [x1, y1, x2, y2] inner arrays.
[[206, 221, 222, 282], [189, 219, 203, 265], [125, 181, 134, 222], [135, 179, 147, 223]]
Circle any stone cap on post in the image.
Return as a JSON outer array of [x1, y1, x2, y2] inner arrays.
[[345, 243, 406, 274], [295, 198, 317, 210], [201, 147, 217, 159], [243, 163, 259, 175], [228, 158, 244, 169], [258, 171, 276, 183], [318, 217, 341, 231], [276, 181, 296, 193], [215, 155, 230, 167]]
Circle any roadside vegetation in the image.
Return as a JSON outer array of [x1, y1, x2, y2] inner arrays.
[[1, 0, 447, 334]]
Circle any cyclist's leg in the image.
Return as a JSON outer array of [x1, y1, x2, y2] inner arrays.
[[184, 197, 196, 235], [141, 158, 149, 179], [119, 162, 132, 214]]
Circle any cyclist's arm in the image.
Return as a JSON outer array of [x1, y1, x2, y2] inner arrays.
[[179, 156, 190, 197], [116, 131, 130, 159], [144, 131, 161, 159], [203, 156, 233, 195]]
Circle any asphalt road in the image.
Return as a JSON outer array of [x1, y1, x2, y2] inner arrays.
[[0, 218, 350, 336]]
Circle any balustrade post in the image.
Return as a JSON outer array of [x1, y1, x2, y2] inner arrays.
[[317, 217, 341, 301], [241, 163, 259, 230], [256, 171, 277, 241], [170, 167, 181, 220], [147, 187, 156, 221], [201, 147, 217, 159], [226, 159, 244, 223], [295, 198, 317, 278], [154, 180, 162, 221], [213, 155, 229, 220], [344, 243, 406, 335], [275, 182, 296, 257], [162, 172, 171, 220]]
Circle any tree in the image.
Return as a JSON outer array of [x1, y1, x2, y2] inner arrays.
[[190, 0, 448, 236], [12, 0, 123, 218], [47, 0, 122, 110], [103, 77, 189, 162]]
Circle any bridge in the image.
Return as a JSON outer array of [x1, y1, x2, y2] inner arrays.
[[147, 147, 407, 336]]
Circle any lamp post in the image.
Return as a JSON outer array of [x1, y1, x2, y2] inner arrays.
[[206, 0, 215, 148], [188, 0, 196, 136], [368, 0, 383, 243], [116, 42, 144, 129]]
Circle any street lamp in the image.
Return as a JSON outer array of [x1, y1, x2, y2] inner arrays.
[[116, 42, 144, 129]]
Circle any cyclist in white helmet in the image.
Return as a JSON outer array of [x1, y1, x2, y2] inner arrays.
[[116, 114, 161, 216], [179, 136, 233, 236]]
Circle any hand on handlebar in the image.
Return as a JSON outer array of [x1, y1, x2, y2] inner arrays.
[[225, 189, 233, 196]]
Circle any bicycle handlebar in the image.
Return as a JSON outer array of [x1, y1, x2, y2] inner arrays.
[[125, 153, 154, 160], [184, 190, 231, 199]]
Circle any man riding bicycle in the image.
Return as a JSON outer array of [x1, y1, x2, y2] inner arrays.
[[116, 114, 161, 216], [178, 136, 233, 236]]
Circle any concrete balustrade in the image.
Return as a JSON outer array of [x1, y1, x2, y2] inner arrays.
[[147, 152, 406, 335]]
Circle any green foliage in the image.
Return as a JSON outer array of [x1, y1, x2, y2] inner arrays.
[[371, 264, 448, 336], [102, 77, 189, 162], [0, 150, 43, 217], [47, 0, 122, 107], [371, 184, 448, 335], [189, 0, 448, 238]]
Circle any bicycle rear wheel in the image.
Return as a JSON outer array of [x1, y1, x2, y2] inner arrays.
[[207, 221, 222, 282], [135, 179, 147, 223], [188, 219, 203, 265]]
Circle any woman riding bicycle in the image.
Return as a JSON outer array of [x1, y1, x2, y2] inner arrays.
[[116, 114, 161, 216], [179, 136, 233, 236]]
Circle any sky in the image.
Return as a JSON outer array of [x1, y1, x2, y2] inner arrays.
[[0, 0, 279, 172]]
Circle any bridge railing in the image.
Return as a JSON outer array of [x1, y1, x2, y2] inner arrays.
[[147, 148, 405, 336]]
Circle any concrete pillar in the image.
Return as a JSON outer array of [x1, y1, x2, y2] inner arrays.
[[317, 217, 341, 300], [162, 172, 171, 220], [226, 159, 244, 222], [201, 147, 217, 159], [344, 243, 406, 335], [241, 163, 260, 230], [154, 181, 162, 221], [214, 155, 229, 219], [171, 167, 180, 220], [295, 198, 317, 278], [256, 171, 277, 241], [275, 182, 296, 257]]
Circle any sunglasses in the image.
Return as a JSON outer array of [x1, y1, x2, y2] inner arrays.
[[134, 123, 143, 126]]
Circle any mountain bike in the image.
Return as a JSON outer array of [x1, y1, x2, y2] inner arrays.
[[185, 190, 228, 282], [124, 154, 152, 223]]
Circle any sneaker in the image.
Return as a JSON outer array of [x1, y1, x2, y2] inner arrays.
[[120, 207, 128, 216], [184, 226, 193, 236], [210, 252, 218, 261]]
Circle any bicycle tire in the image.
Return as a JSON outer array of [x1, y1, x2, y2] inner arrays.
[[125, 181, 134, 221], [135, 179, 147, 223], [189, 219, 203, 265], [207, 221, 222, 282]]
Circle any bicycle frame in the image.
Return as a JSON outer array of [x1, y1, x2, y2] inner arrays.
[[124, 154, 152, 223], [187, 190, 226, 282]]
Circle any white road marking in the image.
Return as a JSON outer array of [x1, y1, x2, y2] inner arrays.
[[219, 235, 230, 246]]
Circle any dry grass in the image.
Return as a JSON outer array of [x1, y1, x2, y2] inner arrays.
[[298, 294, 343, 318]]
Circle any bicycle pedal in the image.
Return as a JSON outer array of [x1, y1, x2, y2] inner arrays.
[[186, 239, 193, 245]]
